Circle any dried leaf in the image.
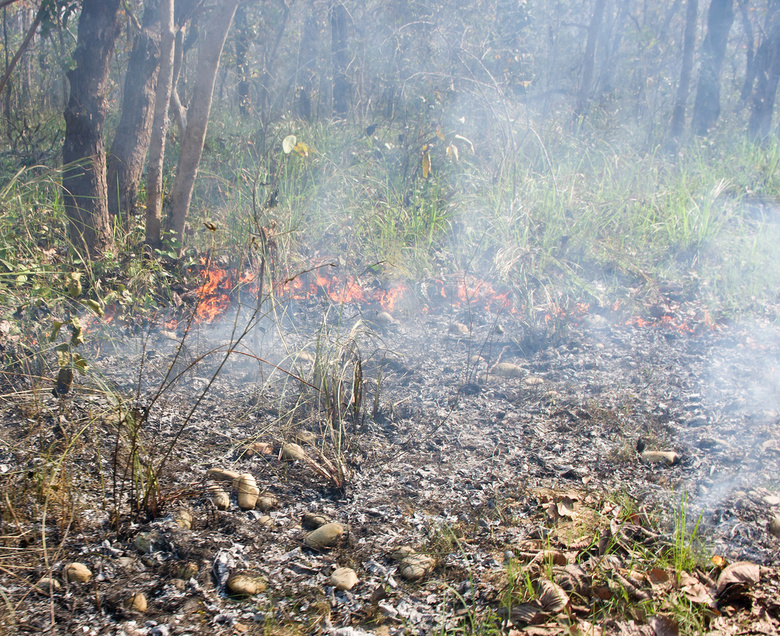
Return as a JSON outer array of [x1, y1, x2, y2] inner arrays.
[[536, 578, 570, 613], [282, 135, 297, 154], [715, 561, 760, 598], [422, 146, 431, 178], [646, 615, 679, 636]]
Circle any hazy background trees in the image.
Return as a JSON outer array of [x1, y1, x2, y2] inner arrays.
[[1, 0, 779, 256]]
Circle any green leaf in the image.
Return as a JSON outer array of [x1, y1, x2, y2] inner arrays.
[[49, 320, 65, 342], [72, 354, 89, 374]]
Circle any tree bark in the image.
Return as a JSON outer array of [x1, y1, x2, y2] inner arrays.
[[670, 0, 699, 139], [62, 0, 122, 257], [330, 1, 349, 118], [738, 0, 757, 104], [145, 0, 175, 251], [691, 0, 735, 135], [168, 0, 238, 254], [575, 0, 608, 123], [748, 0, 780, 138], [106, 0, 162, 225], [234, 3, 251, 117]]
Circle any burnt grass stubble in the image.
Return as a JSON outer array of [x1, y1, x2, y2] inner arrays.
[[1, 290, 779, 634]]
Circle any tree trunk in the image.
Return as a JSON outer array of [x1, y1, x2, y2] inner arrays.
[[295, 3, 320, 121], [575, 0, 608, 123], [62, 0, 121, 257], [738, 0, 757, 104], [670, 0, 699, 139], [234, 4, 251, 117], [168, 0, 238, 254], [106, 0, 162, 225], [145, 0, 175, 252], [330, 1, 349, 118], [691, 0, 735, 135], [748, 0, 780, 138]]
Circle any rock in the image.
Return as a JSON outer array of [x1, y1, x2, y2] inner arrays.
[[177, 561, 199, 580], [232, 472, 257, 490], [206, 468, 241, 482], [769, 515, 780, 538], [763, 495, 780, 507], [257, 515, 273, 528], [246, 442, 273, 458], [174, 510, 193, 530], [524, 376, 544, 386], [209, 485, 231, 510], [372, 311, 396, 326], [330, 567, 359, 591], [641, 450, 680, 465], [257, 495, 278, 511], [302, 512, 330, 530], [390, 545, 414, 561], [227, 572, 266, 597], [399, 554, 434, 581], [126, 592, 147, 612], [304, 522, 345, 550], [448, 322, 469, 335], [294, 431, 317, 445], [63, 562, 92, 583], [134, 531, 161, 554], [491, 362, 523, 378], [36, 577, 61, 594], [237, 475, 260, 510], [280, 443, 305, 461]]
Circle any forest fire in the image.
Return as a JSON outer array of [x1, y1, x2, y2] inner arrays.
[[190, 264, 520, 323], [189, 264, 720, 337]]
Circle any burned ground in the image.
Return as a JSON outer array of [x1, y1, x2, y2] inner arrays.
[[0, 288, 779, 635]]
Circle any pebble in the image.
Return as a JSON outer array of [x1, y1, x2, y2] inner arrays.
[[390, 545, 414, 561], [134, 532, 160, 554], [209, 485, 230, 510], [640, 450, 680, 465], [448, 322, 469, 335], [257, 495, 278, 511], [227, 572, 266, 597], [330, 567, 359, 590], [769, 515, 780, 538], [174, 510, 193, 530], [237, 475, 260, 510], [63, 562, 92, 583], [126, 592, 147, 612], [304, 522, 345, 550], [492, 362, 523, 378], [177, 561, 199, 579], [763, 495, 780, 507], [281, 443, 305, 461], [302, 512, 330, 530], [206, 468, 241, 482], [399, 554, 434, 581], [36, 577, 61, 594]]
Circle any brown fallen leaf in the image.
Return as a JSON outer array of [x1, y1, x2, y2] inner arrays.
[[715, 561, 760, 598], [536, 578, 570, 613], [646, 614, 679, 636]]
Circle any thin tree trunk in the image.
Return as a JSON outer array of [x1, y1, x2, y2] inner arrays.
[[62, 0, 122, 257], [330, 1, 349, 118], [575, 0, 608, 123], [738, 0, 757, 104], [234, 4, 250, 117], [748, 0, 780, 138], [106, 0, 162, 225], [168, 0, 238, 254], [145, 0, 175, 251], [170, 28, 187, 135], [0, 11, 40, 99], [670, 0, 699, 139], [691, 0, 735, 135]]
